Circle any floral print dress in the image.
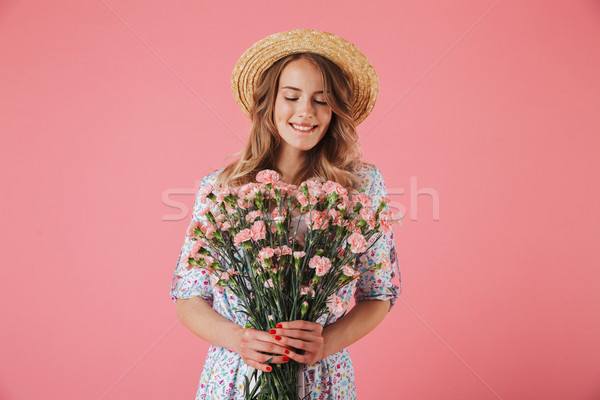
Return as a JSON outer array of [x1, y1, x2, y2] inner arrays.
[[170, 162, 402, 400]]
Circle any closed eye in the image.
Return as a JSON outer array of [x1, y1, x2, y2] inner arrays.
[[284, 97, 328, 105]]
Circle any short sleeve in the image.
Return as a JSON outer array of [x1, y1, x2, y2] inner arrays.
[[169, 169, 221, 304], [353, 164, 402, 310]]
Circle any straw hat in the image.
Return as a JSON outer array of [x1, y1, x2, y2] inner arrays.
[[231, 29, 379, 126]]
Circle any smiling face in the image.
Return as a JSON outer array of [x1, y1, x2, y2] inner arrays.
[[273, 58, 333, 161]]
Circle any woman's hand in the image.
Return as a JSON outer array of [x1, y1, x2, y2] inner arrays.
[[270, 321, 326, 365], [233, 327, 291, 373]]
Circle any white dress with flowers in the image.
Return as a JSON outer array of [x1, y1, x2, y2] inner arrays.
[[169, 162, 402, 400]]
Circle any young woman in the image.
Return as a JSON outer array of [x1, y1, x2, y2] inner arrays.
[[170, 29, 401, 399]]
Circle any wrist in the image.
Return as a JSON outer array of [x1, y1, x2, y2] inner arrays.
[[227, 323, 244, 354], [320, 327, 334, 361]]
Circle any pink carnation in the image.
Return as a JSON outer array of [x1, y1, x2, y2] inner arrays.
[[210, 273, 223, 290], [236, 198, 249, 209], [342, 264, 360, 277], [180, 251, 191, 270], [379, 210, 394, 233], [197, 184, 214, 203], [304, 180, 324, 199], [381, 256, 392, 272], [234, 229, 252, 247], [258, 247, 275, 260], [308, 255, 332, 277], [304, 210, 328, 230], [360, 207, 377, 229], [245, 210, 262, 223], [250, 220, 266, 241], [214, 212, 225, 222], [241, 183, 261, 201], [293, 251, 306, 259], [221, 269, 238, 281], [322, 181, 348, 197], [256, 169, 281, 183], [191, 238, 207, 254], [347, 232, 367, 253], [264, 278, 274, 288], [328, 209, 341, 226], [200, 222, 216, 240], [322, 181, 340, 194], [195, 254, 214, 268], [326, 294, 345, 316], [281, 245, 292, 255], [297, 193, 309, 207], [351, 192, 373, 209], [300, 285, 314, 297], [198, 205, 211, 217], [186, 220, 201, 238], [215, 187, 231, 203], [271, 207, 287, 222]]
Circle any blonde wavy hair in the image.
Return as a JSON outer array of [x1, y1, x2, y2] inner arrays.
[[216, 53, 364, 190]]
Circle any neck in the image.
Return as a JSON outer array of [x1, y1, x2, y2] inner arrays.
[[274, 147, 307, 184]]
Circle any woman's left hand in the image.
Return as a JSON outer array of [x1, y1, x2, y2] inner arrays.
[[270, 320, 326, 365]]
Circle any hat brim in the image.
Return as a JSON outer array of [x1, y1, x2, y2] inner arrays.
[[231, 29, 378, 126]]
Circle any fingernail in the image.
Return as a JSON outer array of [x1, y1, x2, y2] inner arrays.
[[283, 356, 290, 362], [266, 366, 272, 372], [269, 329, 276, 334], [275, 335, 281, 340], [284, 349, 290, 355], [276, 323, 282, 328]]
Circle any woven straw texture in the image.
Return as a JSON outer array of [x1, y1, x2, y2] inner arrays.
[[231, 29, 378, 126]]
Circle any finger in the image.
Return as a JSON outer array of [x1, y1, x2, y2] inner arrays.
[[272, 334, 322, 352], [245, 328, 284, 343], [267, 355, 291, 364], [243, 339, 290, 357], [244, 357, 273, 373], [286, 351, 312, 365], [271, 327, 320, 341], [276, 321, 323, 333], [244, 350, 290, 368]]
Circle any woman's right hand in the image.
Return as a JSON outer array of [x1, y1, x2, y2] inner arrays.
[[233, 327, 291, 373]]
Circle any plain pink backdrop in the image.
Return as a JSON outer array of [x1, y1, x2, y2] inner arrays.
[[1, 0, 599, 399]]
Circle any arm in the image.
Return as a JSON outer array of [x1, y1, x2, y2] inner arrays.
[[175, 296, 290, 373], [175, 296, 242, 352], [271, 299, 390, 364], [322, 299, 390, 358]]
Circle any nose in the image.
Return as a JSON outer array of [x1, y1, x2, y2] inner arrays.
[[297, 97, 315, 118]]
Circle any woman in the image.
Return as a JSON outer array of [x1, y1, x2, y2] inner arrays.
[[170, 29, 401, 399]]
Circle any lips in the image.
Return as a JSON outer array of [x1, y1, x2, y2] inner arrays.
[[289, 123, 317, 132]]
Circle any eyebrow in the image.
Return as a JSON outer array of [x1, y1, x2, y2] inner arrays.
[[281, 86, 324, 94]]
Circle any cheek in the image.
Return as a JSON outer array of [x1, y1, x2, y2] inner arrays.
[[274, 102, 291, 123], [320, 109, 333, 127]]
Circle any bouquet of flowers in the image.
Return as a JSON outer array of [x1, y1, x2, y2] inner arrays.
[[182, 169, 401, 400]]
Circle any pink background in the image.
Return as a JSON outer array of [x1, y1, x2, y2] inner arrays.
[[1, 0, 599, 399]]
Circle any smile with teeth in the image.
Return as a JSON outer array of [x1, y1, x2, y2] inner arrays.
[[290, 123, 317, 132]]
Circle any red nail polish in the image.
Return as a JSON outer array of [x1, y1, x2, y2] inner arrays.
[[269, 329, 276, 334], [276, 323, 282, 328], [266, 366, 272, 372], [283, 356, 290, 362], [275, 335, 281, 340], [284, 349, 290, 355]]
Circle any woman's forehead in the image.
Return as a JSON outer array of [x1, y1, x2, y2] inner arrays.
[[278, 60, 324, 91]]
